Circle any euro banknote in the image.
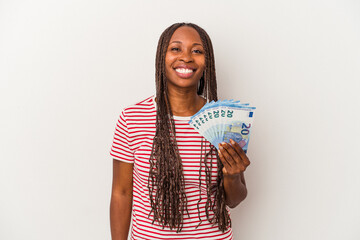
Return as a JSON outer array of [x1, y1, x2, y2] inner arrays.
[[189, 100, 256, 153]]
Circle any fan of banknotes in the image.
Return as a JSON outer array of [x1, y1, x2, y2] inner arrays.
[[188, 100, 256, 153]]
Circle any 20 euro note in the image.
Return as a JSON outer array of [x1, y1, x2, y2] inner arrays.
[[210, 105, 255, 152], [189, 101, 252, 141], [189, 100, 256, 152], [221, 106, 255, 153]]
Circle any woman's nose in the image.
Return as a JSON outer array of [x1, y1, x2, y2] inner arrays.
[[179, 50, 193, 62]]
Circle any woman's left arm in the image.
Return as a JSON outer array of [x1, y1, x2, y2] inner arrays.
[[218, 139, 251, 208]]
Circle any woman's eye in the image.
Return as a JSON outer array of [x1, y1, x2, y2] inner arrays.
[[193, 49, 203, 54], [171, 47, 180, 51]]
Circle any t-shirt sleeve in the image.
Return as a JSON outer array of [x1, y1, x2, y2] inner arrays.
[[109, 110, 134, 163]]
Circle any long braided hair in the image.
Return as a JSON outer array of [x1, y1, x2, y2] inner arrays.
[[147, 22, 231, 233]]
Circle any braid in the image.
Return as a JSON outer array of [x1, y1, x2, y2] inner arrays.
[[148, 22, 231, 233]]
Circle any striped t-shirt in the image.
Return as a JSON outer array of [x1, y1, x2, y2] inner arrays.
[[110, 95, 233, 240]]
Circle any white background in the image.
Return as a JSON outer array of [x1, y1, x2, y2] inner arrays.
[[1, 0, 360, 239]]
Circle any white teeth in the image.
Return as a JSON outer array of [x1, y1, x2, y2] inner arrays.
[[175, 68, 194, 74]]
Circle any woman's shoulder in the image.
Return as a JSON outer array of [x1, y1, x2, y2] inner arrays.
[[121, 95, 156, 118]]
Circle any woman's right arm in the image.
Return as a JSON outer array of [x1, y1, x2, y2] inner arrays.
[[110, 159, 133, 240]]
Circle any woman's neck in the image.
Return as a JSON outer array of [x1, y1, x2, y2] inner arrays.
[[160, 89, 206, 117]]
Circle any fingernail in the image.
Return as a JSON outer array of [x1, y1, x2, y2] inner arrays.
[[230, 139, 235, 144], [218, 149, 222, 155]]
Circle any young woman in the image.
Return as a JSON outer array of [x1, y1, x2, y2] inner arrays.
[[109, 22, 250, 240]]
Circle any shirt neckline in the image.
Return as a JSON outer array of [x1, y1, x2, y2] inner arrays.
[[151, 95, 192, 121]]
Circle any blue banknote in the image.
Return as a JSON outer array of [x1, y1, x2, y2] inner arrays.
[[189, 100, 256, 152]]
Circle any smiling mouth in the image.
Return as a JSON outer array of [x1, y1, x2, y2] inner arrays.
[[173, 67, 196, 78], [175, 68, 195, 74]]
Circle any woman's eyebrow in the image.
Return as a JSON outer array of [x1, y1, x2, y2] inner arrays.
[[169, 41, 203, 46]]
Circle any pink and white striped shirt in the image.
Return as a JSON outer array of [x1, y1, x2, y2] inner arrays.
[[110, 95, 233, 240]]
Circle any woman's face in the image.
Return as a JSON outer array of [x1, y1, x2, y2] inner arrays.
[[165, 26, 205, 92]]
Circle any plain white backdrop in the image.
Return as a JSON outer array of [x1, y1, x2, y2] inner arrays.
[[1, 0, 360, 239]]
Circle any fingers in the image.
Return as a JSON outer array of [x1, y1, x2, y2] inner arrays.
[[217, 146, 231, 173], [219, 142, 238, 166], [229, 139, 250, 167], [217, 139, 251, 174]]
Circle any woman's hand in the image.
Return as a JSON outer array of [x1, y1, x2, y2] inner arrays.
[[218, 139, 251, 177], [218, 139, 250, 208]]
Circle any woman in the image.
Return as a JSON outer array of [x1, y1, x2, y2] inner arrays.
[[109, 22, 250, 240]]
